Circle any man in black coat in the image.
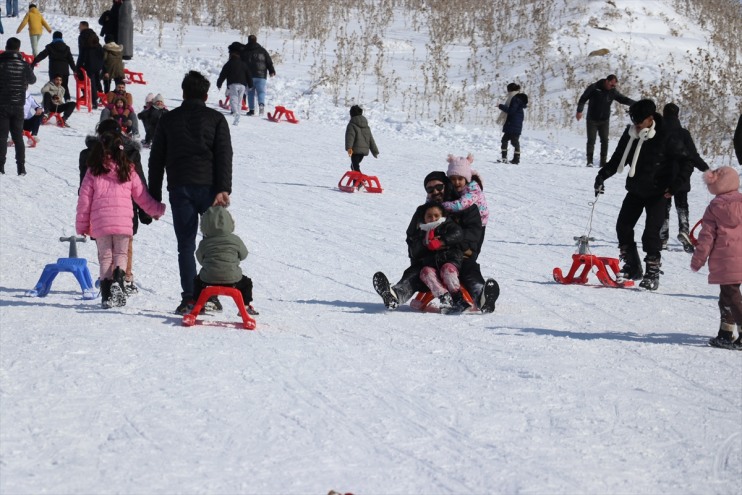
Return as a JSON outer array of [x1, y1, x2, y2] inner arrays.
[[148, 70, 233, 314], [576, 74, 635, 167], [33, 31, 76, 101], [594, 99, 694, 291], [659, 103, 710, 253], [239, 35, 276, 116], [0, 37, 36, 176], [373, 171, 499, 313]]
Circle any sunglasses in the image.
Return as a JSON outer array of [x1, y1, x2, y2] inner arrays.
[[425, 184, 445, 194]]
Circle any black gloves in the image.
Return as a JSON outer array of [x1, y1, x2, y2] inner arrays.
[[138, 210, 153, 225], [594, 175, 605, 197]]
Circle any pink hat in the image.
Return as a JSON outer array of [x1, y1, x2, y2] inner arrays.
[[446, 153, 475, 182], [703, 166, 740, 196]]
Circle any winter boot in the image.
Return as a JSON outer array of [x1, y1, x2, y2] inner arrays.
[[110, 267, 127, 307], [617, 243, 643, 282], [510, 152, 520, 165], [708, 323, 740, 350], [124, 279, 138, 295], [100, 279, 113, 309], [479, 278, 499, 314], [639, 254, 662, 291], [373, 271, 399, 310], [500, 149, 508, 163], [204, 296, 223, 312], [449, 291, 472, 314], [599, 155, 607, 168], [259, 104, 265, 117], [438, 292, 454, 313], [677, 207, 694, 253]]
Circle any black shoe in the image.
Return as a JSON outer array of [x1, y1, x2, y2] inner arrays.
[[100, 279, 113, 309], [677, 232, 695, 253], [479, 279, 499, 313], [246, 110, 255, 116], [638, 255, 662, 291], [246, 304, 259, 316], [448, 291, 471, 314], [617, 244, 643, 282], [438, 292, 454, 313], [708, 331, 740, 350], [110, 267, 127, 306], [175, 299, 195, 315], [124, 280, 138, 295], [204, 296, 223, 312], [373, 271, 399, 310]]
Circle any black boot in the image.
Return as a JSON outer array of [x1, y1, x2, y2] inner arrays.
[[639, 254, 662, 291], [618, 243, 643, 282], [110, 267, 127, 307], [373, 272, 400, 310], [449, 291, 471, 314], [677, 207, 694, 253], [510, 152, 520, 164], [100, 279, 113, 309], [500, 149, 508, 163]]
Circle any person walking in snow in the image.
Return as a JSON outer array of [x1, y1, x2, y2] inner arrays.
[[659, 102, 710, 253], [498, 83, 528, 164], [593, 99, 694, 291], [76, 130, 166, 308], [33, 31, 76, 102], [5, 0, 19, 18], [0, 37, 36, 176], [576, 74, 635, 167], [15, 3, 51, 57], [217, 44, 253, 126], [344, 105, 379, 173], [239, 34, 275, 116], [690, 166, 742, 350], [194, 206, 256, 314]]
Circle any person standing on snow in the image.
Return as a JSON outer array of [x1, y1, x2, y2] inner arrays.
[[240, 34, 275, 116], [344, 105, 379, 173], [0, 36, 36, 176], [33, 31, 76, 101], [498, 82, 528, 164]]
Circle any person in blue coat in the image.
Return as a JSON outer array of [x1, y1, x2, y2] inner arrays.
[[498, 83, 528, 164]]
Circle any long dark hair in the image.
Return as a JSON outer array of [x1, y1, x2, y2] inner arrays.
[[86, 131, 131, 183]]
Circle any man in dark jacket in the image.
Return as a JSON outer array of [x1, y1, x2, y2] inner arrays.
[[373, 171, 499, 313], [33, 31, 76, 101], [576, 74, 635, 167], [216, 44, 253, 126], [659, 103, 710, 253], [240, 35, 276, 116], [594, 99, 694, 291], [0, 37, 36, 176], [148, 70, 233, 314]]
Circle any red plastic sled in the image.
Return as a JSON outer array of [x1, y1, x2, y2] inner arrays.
[[338, 171, 383, 193], [8, 130, 37, 148], [689, 219, 702, 246], [409, 287, 477, 313], [182, 286, 256, 330], [553, 254, 634, 288], [123, 69, 147, 85], [218, 95, 249, 111], [267, 105, 299, 123], [42, 111, 66, 127]]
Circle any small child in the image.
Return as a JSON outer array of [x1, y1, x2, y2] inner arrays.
[[690, 166, 742, 349], [497, 83, 528, 164], [76, 131, 166, 308], [137, 93, 168, 147], [344, 105, 379, 173], [109, 96, 134, 131], [441, 153, 489, 245], [412, 203, 469, 314], [194, 206, 256, 314]]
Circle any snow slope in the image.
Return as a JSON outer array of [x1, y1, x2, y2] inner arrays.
[[1, 4, 741, 495]]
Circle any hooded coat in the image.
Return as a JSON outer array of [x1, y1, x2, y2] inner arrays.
[[344, 115, 379, 157], [16, 6, 51, 36], [33, 38, 76, 79], [498, 93, 528, 136], [691, 190, 742, 285], [102, 41, 125, 80], [196, 206, 248, 285]]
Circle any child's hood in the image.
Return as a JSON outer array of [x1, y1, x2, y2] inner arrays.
[[201, 206, 235, 237], [349, 115, 370, 128], [709, 191, 742, 229]]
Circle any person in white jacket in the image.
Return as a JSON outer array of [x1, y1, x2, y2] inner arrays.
[[22, 87, 43, 139]]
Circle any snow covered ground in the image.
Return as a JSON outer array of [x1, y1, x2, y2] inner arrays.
[[1, 4, 741, 495]]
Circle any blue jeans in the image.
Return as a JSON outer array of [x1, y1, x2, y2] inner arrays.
[[6, 0, 18, 16], [247, 77, 267, 110], [169, 185, 216, 300]]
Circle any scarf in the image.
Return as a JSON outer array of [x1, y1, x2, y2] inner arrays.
[[419, 217, 446, 246], [617, 121, 656, 178], [497, 90, 519, 125]]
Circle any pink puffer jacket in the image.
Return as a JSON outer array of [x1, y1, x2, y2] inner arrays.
[[76, 161, 166, 238], [690, 190, 742, 285]]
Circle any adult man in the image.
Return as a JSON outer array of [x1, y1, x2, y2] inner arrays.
[[576, 74, 635, 167], [33, 31, 76, 101], [593, 99, 693, 291], [100, 80, 140, 136], [40, 74, 76, 125], [240, 35, 275, 116], [0, 37, 36, 176], [148, 70, 233, 314], [659, 103, 710, 253], [373, 171, 499, 313], [78, 21, 95, 52]]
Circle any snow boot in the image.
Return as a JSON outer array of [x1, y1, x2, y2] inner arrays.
[[110, 267, 127, 307], [373, 271, 399, 310], [448, 291, 471, 314], [500, 149, 508, 163], [438, 292, 454, 313], [124, 279, 138, 295], [479, 278, 499, 314], [510, 152, 520, 165], [204, 296, 223, 312], [639, 254, 662, 291], [100, 279, 113, 309], [708, 323, 741, 350], [617, 243, 643, 282]]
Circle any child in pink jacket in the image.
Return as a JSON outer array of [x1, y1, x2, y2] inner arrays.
[[690, 166, 742, 350], [76, 131, 166, 308]]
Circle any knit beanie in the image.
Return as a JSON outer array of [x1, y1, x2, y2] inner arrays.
[[629, 99, 656, 124], [350, 105, 363, 117], [446, 153, 475, 182], [152, 94, 164, 104], [53, 31, 63, 40], [423, 171, 447, 187], [144, 93, 154, 103], [703, 166, 740, 196]]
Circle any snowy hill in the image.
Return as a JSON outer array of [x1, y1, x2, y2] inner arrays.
[[1, 2, 741, 494]]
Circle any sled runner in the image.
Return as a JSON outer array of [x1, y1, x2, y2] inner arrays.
[[182, 286, 256, 330]]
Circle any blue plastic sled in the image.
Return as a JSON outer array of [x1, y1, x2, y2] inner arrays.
[[26, 237, 97, 300]]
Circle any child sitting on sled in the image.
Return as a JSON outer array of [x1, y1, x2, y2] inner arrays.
[[441, 153, 490, 246], [194, 205, 256, 314], [411, 202, 469, 314]]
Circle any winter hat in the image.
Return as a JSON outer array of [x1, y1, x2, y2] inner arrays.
[[703, 166, 740, 196], [227, 42, 243, 53], [423, 171, 448, 187], [144, 93, 154, 103], [446, 153, 475, 182], [350, 105, 363, 117], [152, 94, 164, 104], [662, 102, 679, 119], [629, 99, 656, 124], [506, 82, 520, 92], [53, 31, 63, 40]]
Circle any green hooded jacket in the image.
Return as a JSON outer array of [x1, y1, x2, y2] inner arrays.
[[196, 206, 248, 284]]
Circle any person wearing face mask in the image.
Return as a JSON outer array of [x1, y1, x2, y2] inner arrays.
[[593, 99, 694, 291]]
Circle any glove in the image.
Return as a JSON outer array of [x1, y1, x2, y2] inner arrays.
[[269, 71, 276, 77], [347, 148, 353, 157], [138, 210, 153, 225], [594, 176, 605, 197], [427, 238, 442, 250], [373, 152, 379, 159]]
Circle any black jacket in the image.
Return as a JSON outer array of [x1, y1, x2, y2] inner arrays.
[[409, 218, 465, 270], [735, 114, 742, 165], [33, 40, 76, 78], [406, 199, 483, 262], [76, 44, 104, 78], [0, 51, 37, 109], [662, 116, 709, 193], [216, 54, 254, 89], [148, 99, 233, 201], [79, 135, 151, 233], [598, 113, 693, 198], [576, 78, 634, 121], [240, 41, 275, 79]]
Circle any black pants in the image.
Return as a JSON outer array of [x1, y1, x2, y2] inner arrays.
[[586, 119, 609, 165], [350, 154, 365, 172], [193, 275, 253, 305], [47, 72, 72, 102], [23, 115, 42, 136], [0, 106, 25, 174], [501, 133, 520, 159], [719, 284, 742, 326], [660, 192, 691, 241], [43, 93, 76, 120], [616, 192, 666, 257]]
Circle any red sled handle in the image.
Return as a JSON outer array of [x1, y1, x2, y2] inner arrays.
[[689, 219, 702, 246]]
